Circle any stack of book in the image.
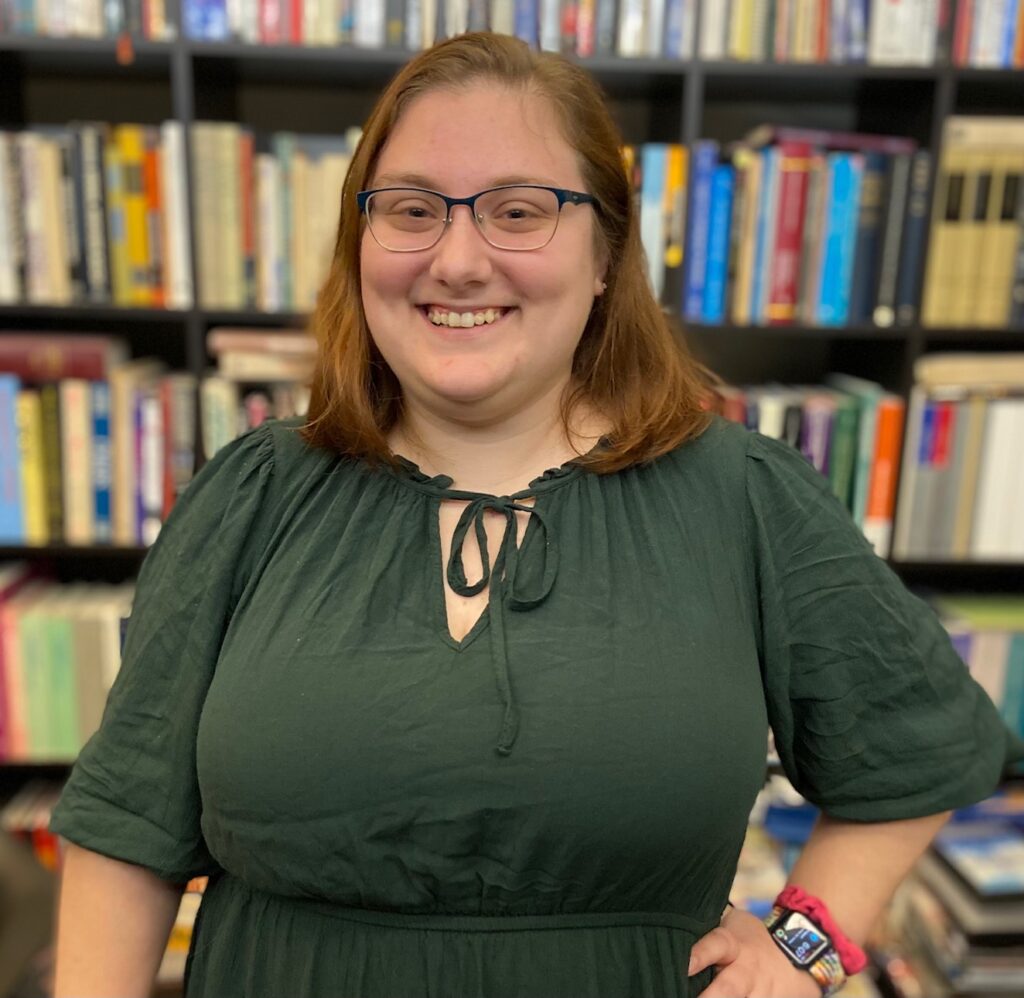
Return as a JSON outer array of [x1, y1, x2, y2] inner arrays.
[[0, 0, 177, 38], [684, 127, 932, 329], [0, 123, 193, 310], [701, 0, 951, 65], [930, 593, 1024, 740], [0, 565, 134, 763], [892, 353, 1024, 564], [182, 0, 697, 56], [0, 334, 197, 546], [953, 1, 1024, 67], [896, 807, 1024, 997], [922, 117, 1024, 331], [710, 373, 905, 557], [201, 326, 314, 456]]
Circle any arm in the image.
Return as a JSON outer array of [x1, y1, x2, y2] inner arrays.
[[53, 842, 184, 998], [690, 810, 950, 997]]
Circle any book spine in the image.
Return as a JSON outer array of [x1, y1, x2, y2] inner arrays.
[[0, 376, 24, 544], [953, 0, 974, 64], [846, 0, 868, 60], [872, 152, 911, 327], [765, 141, 812, 325], [639, 144, 668, 300], [701, 163, 735, 323], [39, 383, 63, 542], [513, 0, 538, 45], [863, 395, 906, 558], [1001, 0, 1020, 66], [80, 124, 111, 304], [60, 379, 94, 545], [15, 391, 47, 544], [683, 140, 719, 321], [847, 150, 887, 326], [749, 147, 778, 325], [895, 149, 932, 326], [63, 131, 87, 303], [754, 146, 782, 322], [139, 388, 163, 546], [1010, 181, 1024, 329], [593, 0, 615, 53], [240, 129, 256, 308], [92, 380, 112, 543], [664, 0, 685, 57], [142, 127, 164, 308]]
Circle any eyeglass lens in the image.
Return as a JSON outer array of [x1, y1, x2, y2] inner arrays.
[[365, 188, 562, 251]]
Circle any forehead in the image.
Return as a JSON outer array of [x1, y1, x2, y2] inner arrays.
[[372, 84, 586, 193]]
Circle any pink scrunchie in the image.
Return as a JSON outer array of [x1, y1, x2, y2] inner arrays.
[[775, 885, 868, 975]]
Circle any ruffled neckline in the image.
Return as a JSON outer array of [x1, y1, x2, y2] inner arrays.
[[386, 439, 608, 500]]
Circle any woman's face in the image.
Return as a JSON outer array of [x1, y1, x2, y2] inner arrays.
[[360, 84, 606, 425]]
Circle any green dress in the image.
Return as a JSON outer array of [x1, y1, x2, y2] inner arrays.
[[50, 416, 1021, 998]]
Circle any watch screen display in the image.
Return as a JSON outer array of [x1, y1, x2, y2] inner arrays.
[[773, 912, 830, 966]]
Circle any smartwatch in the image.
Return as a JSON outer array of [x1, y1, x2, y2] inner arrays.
[[765, 905, 847, 997]]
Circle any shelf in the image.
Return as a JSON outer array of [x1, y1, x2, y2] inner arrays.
[[201, 309, 309, 327], [685, 322, 912, 340], [921, 327, 1024, 343], [0, 34, 173, 74], [891, 561, 1024, 590], [0, 303, 191, 323], [700, 60, 941, 81], [0, 544, 148, 559]]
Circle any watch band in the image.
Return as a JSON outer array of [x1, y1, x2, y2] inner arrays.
[[775, 885, 868, 975], [766, 904, 848, 998]]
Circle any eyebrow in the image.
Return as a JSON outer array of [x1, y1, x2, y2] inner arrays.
[[373, 172, 562, 189]]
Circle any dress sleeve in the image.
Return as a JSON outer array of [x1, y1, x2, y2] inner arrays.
[[745, 429, 1024, 822], [49, 425, 276, 882]]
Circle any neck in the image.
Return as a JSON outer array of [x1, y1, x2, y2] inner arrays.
[[391, 383, 604, 495]]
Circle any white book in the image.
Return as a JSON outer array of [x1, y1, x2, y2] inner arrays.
[[200, 376, 241, 459], [160, 122, 193, 309], [539, 0, 560, 51], [970, 399, 1022, 560], [489, 0, 514, 36], [967, 630, 1011, 709], [406, 0, 423, 47], [645, 0, 666, 56], [0, 134, 16, 303], [59, 379, 95, 545], [1006, 403, 1024, 559], [421, 0, 437, 46], [890, 384, 926, 559], [970, 0, 1005, 67], [916, 0, 938, 65], [227, 0, 243, 40], [139, 389, 163, 547], [256, 154, 277, 311], [354, 0, 385, 46], [699, 0, 728, 59], [240, 0, 260, 42], [446, 0, 467, 35], [617, 0, 646, 56], [18, 134, 48, 305], [303, 0, 319, 43]]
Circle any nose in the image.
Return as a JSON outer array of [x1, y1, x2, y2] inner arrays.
[[428, 204, 494, 287]]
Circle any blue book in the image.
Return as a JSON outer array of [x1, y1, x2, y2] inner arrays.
[[664, 0, 686, 58], [701, 164, 735, 324], [92, 381, 112, 544], [0, 374, 24, 543], [683, 140, 719, 321], [749, 147, 778, 327], [846, 0, 868, 62], [1002, 0, 1021, 67], [513, 0, 538, 46], [895, 151, 932, 326], [817, 153, 861, 326]]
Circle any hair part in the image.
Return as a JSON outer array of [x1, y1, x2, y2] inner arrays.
[[302, 31, 714, 474]]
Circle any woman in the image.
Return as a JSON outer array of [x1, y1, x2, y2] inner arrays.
[[50, 32, 1020, 998]]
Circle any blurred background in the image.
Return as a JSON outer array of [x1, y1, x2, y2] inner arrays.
[[1, 2, 1023, 996]]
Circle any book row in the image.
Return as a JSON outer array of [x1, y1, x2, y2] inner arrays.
[[684, 119, 1024, 330], [0, 566, 133, 763], [0, 330, 316, 546], [893, 353, 1024, 563], [922, 116, 1024, 330], [0, 0, 175, 37], [702, 0, 1024, 68], [709, 372, 906, 557], [0, 124, 194, 310]]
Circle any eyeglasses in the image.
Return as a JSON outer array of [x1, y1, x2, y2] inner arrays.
[[356, 185, 599, 252]]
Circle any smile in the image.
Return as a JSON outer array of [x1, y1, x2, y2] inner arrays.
[[422, 306, 512, 328]]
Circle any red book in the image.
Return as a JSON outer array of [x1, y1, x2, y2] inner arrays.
[[260, 0, 282, 44], [142, 131, 164, 309], [0, 335, 128, 381], [765, 142, 813, 325], [953, 0, 974, 66], [817, 0, 830, 61], [575, 0, 595, 57], [932, 401, 955, 468], [240, 131, 256, 309], [289, 0, 302, 44]]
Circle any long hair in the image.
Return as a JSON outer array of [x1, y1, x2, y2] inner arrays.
[[301, 31, 713, 472]]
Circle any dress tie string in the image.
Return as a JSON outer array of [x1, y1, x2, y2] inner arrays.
[[446, 495, 559, 755]]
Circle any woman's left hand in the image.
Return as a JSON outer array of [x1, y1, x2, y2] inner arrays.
[[689, 905, 824, 998]]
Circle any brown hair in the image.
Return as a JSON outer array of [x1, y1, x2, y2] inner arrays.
[[302, 31, 712, 473]]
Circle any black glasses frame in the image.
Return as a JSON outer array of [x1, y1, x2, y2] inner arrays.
[[355, 184, 599, 252]]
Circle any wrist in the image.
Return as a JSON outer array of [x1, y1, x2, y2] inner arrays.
[[775, 885, 868, 975]]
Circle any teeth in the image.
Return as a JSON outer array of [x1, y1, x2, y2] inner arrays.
[[426, 307, 506, 327]]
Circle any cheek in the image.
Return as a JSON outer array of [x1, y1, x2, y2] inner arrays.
[[360, 237, 419, 311]]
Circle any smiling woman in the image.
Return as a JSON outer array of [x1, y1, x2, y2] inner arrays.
[[48, 29, 1023, 998]]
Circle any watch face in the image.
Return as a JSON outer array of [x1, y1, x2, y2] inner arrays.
[[772, 912, 830, 967]]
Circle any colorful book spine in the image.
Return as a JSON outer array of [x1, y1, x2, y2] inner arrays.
[[702, 163, 736, 323], [92, 381, 112, 544], [764, 140, 812, 325], [683, 140, 719, 321], [0, 374, 24, 543]]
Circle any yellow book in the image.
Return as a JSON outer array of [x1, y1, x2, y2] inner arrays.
[[292, 147, 309, 312], [115, 125, 151, 307], [951, 148, 992, 327], [977, 148, 1024, 328], [15, 390, 48, 545], [921, 145, 968, 328], [663, 145, 688, 307], [729, 0, 757, 61]]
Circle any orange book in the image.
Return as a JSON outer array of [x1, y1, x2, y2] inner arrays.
[[1016, 0, 1024, 67], [863, 395, 907, 559]]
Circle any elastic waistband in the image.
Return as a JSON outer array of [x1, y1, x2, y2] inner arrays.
[[218, 874, 715, 938]]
